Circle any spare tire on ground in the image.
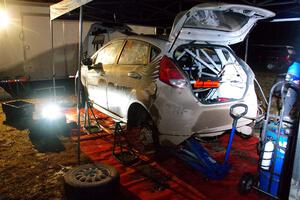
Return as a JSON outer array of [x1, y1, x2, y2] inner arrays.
[[64, 163, 120, 200]]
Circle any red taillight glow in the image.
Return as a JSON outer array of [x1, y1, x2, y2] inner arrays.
[[217, 98, 231, 102], [159, 56, 186, 88]]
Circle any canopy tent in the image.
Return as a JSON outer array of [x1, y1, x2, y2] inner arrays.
[[46, 1, 299, 198], [14, 0, 300, 27], [46, 0, 300, 163], [50, 0, 92, 20]]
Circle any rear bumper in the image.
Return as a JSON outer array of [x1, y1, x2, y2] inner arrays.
[[152, 81, 258, 146]]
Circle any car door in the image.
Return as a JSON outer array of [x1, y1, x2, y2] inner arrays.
[[107, 39, 151, 118], [86, 40, 125, 109]]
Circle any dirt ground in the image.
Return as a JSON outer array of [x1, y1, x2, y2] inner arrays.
[[254, 71, 278, 100], [0, 98, 90, 200]]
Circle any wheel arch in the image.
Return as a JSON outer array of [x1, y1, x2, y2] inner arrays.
[[126, 101, 160, 149], [127, 102, 150, 128]]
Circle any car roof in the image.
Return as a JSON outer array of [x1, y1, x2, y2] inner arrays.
[[112, 35, 167, 49]]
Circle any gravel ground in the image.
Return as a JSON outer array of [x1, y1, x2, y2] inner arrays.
[[0, 98, 90, 200]]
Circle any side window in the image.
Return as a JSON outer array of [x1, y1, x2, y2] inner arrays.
[[118, 40, 149, 65], [95, 40, 124, 64], [150, 46, 161, 62]]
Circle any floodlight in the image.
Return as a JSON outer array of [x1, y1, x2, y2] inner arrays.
[[42, 103, 63, 120]]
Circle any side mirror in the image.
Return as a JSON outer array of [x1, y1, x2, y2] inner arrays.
[[82, 58, 93, 66]]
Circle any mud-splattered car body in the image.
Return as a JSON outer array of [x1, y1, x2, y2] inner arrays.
[[81, 3, 275, 146]]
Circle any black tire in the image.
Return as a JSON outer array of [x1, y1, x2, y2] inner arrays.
[[126, 108, 159, 154], [64, 164, 120, 200], [238, 172, 254, 194]]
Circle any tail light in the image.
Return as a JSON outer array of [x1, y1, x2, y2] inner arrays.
[[159, 56, 186, 88]]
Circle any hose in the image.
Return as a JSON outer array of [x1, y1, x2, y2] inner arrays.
[[254, 77, 269, 107], [239, 104, 264, 122]]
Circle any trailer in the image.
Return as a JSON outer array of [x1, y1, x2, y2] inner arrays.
[[0, 1, 155, 82]]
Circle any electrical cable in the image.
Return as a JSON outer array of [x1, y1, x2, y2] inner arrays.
[[254, 77, 269, 107]]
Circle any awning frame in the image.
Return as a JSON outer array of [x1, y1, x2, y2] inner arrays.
[[50, 0, 94, 164]]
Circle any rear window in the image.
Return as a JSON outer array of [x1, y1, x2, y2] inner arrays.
[[174, 46, 236, 68], [184, 10, 249, 32], [150, 46, 161, 62], [118, 40, 150, 65]]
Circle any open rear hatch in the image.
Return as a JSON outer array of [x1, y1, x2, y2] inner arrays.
[[169, 3, 275, 45], [169, 3, 274, 104]]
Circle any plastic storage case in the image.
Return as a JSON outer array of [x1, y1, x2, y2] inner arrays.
[[2, 100, 34, 122]]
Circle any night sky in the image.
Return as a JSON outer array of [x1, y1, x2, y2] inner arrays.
[[250, 21, 300, 54], [231, 21, 300, 61]]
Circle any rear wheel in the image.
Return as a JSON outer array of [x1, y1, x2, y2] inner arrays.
[[126, 106, 159, 154], [237, 124, 254, 139]]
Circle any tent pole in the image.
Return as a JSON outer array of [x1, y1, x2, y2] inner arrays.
[[77, 6, 83, 165], [50, 20, 56, 101], [63, 21, 68, 77], [245, 36, 249, 63]]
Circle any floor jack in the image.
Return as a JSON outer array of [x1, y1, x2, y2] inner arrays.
[[176, 103, 248, 180]]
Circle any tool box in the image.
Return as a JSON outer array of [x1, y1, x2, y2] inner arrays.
[[2, 100, 34, 122]]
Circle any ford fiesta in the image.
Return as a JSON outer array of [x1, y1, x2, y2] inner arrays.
[[80, 3, 275, 152]]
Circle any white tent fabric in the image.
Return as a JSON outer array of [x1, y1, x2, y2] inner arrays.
[[50, 0, 93, 20]]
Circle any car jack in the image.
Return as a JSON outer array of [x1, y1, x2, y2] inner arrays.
[[176, 104, 248, 180], [83, 100, 102, 134], [113, 121, 139, 165]]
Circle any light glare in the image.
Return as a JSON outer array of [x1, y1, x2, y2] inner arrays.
[[271, 18, 300, 23], [0, 10, 9, 28], [42, 103, 62, 120]]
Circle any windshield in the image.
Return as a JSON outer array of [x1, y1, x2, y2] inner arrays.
[[184, 10, 249, 32]]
